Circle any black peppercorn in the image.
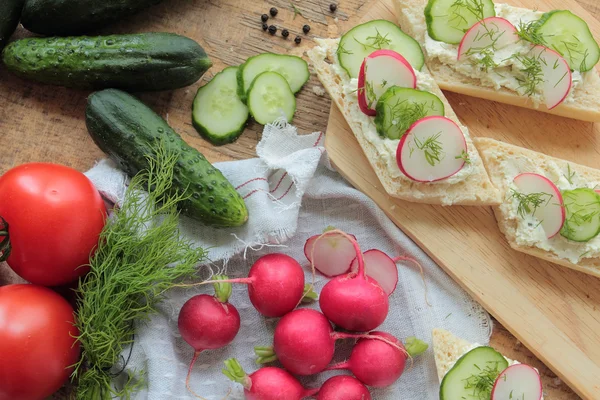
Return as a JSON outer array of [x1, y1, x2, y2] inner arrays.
[[268, 25, 277, 35], [294, 36, 302, 44], [329, 3, 337, 12], [270, 7, 278, 16], [282, 29, 289, 38], [302, 24, 310, 34], [261, 13, 269, 22], [262, 23, 268, 31]]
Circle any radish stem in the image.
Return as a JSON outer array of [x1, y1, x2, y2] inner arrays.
[[392, 255, 431, 306], [300, 284, 318, 303], [254, 346, 278, 364]]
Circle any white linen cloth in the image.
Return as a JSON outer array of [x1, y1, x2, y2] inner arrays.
[[84, 120, 492, 400]]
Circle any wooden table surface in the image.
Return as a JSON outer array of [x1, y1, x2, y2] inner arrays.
[[1, 0, 597, 398]]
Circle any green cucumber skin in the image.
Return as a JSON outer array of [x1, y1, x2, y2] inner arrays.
[[193, 67, 249, 146], [236, 62, 248, 103], [0, 0, 25, 50], [86, 89, 248, 228], [21, 0, 163, 36], [2, 33, 212, 91]]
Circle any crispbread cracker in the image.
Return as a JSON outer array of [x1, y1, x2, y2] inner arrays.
[[307, 40, 501, 206], [432, 328, 474, 381], [475, 137, 600, 278], [394, 0, 600, 122]]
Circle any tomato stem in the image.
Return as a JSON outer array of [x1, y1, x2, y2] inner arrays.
[[0, 216, 11, 262]]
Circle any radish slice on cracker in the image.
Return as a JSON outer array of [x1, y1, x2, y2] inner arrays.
[[513, 172, 565, 238], [491, 364, 543, 400], [531, 45, 572, 109], [396, 116, 467, 182], [358, 49, 417, 116], [350, 249, 399, 295], [304, 232, 357, 277], [458, 17, 518, 61]]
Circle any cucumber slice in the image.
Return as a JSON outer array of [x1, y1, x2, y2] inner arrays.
[[425, 0, 496, 45], [374, 87, 445, 139], [237, 53, 309, 102], [247, 71, 296, 125], [440, 346, 509, 400], [559, 188, 600, 242], [337, 20, 424, 78], [192, 67, 249, 145], [533, 10, 600, 72]]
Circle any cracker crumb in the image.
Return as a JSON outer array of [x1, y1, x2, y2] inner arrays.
[[312, 85, 326, 96]]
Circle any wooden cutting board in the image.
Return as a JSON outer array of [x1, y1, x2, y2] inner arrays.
[[326, 0, 600, 398]]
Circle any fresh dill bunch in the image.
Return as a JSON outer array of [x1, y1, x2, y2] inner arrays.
[[412, 132, 445, 167], [513, 52, 544, 97], [73, 143, 208, 400], [510, 189, 552, 218], [462, 363, 503, 400]]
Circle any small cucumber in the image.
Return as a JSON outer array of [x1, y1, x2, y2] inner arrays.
[[237, 53, 309, 102], [192, 67, 249, 146], [21, 0, 163, 35], [425, 0, 496, 44], [338, 20, 424, 78], [2, 33, 211, 91], [247, 71, 296, 125], [560, 188, 600, 242], [440, 346, 509, 400], [86, 89, 248, 228], [533, 10, 600, 72], [0, 0, 24, 50], [374, 87, 444, 140]]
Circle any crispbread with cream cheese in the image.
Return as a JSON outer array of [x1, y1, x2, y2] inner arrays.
[[307, 39, 501, 206], [394, 0, 600, 122], [475, 137, 600, 278]]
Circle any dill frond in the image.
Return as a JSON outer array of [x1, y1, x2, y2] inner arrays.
[[73, 143, 208, 399]]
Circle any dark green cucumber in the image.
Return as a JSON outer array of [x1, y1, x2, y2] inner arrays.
[[21, 0, 163, 36], [86, 89, 248, 228], [0, 0, 25, 50], [2, 33, 211, 91]]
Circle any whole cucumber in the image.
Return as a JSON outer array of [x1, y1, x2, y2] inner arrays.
[[86, 89, 249, 228], [2, 33, 212, 91], [0, 0, 25, 50], [21, 0, 163, 36]]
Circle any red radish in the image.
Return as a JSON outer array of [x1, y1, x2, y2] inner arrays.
[[327, 332, 428, 388], [178, 276, 241, 396], [317, 375, 372, 400], [458, 17, 518, 61], [357, 50, 417, 116], [318, 230, 389, 332], [182, 253, 313, 317], [531, 45, 572, 109], [513, 173, 565, 238], [491, 364, 543, 400], [304, 231, 357, 277], [255, 309, 406, 376], [223, 358, 318, 400], [396, 116, 468, 182], [349, 249, 399, 295]]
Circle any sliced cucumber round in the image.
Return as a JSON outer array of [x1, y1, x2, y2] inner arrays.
[[337, 19, 424, 78], [192, 66, 249, 146], [247, 71, 296, 125], [533, 10, 600, 72], [559, 188, 600, 242], [237, 53, 309, 102], [425, 0, 496, 45], [374, 87, 445, 140], [440, 346, 509, 400]]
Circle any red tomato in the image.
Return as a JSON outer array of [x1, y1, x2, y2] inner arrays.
[[0, 163, 106, 286], [0, 284, 81, 400]]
